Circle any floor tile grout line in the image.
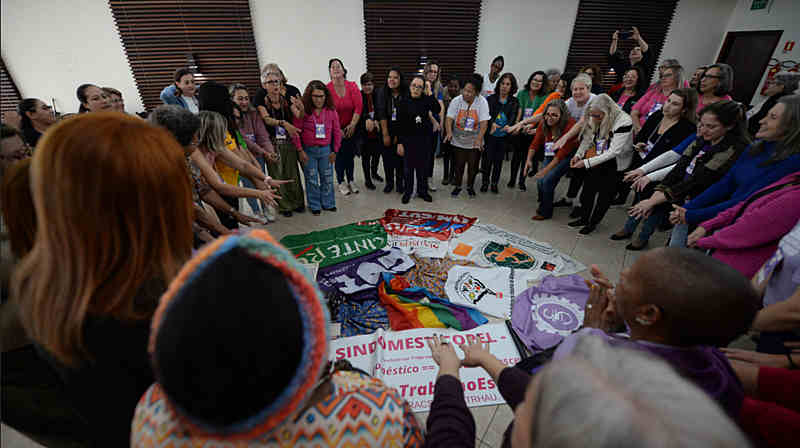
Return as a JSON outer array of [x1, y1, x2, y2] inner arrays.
[[479, 405, 499, 443]]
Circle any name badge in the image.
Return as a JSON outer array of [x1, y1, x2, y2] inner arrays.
[[523, 108, 534, 119], [640, 141, 655, 159], [685, 150, 705, 176], [369, 111, 375, 119], [464, 117, 476, 131], [595, 139, 607, 154], [276, 126, 287, 140], [544, 142, 555, 157], [315, 123, 326, 139], [756, 248, 784, 285], [647, 102, 663, 118], [391, 106, 397, 121], [245, 133, 255, 140]]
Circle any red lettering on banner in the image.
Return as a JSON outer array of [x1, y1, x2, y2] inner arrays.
[[453, 335, 466, 345], [405, 337, 414, 349], [488, 379, 496, 389], [369, 341, 377, 354], [353, 344, 367, 356], [485, 333, 499, 343], [478, 377, 487, 390], [335, 347, 346, 360], [377, 335, 386, 350], [466, 381, 477, 391], [414, 336, 425, 349], [388, 339, 403, 351], [466, 334, 478, 344]]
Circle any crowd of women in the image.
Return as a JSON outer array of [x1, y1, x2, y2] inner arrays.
[[2, 25, 800, 447]]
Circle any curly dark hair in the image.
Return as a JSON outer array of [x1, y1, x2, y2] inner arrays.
[[302, 80, 336, 114]]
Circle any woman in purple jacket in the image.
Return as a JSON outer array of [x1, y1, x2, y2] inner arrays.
[[688, 172, 800, 278]]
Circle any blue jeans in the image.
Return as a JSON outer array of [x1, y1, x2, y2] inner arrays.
[[536, 157, 570, 218], [669, 223, 690, 247], [240, 155, 266, 214], [303, 145, 335, 211], [623, 206, 668, 243]]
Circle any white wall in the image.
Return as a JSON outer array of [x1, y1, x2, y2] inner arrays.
[[1, 0, 143, 113], [476, 0, 580, 83], [250, 0, 366, 92], [723, 0, 800, 104], [659, 0, 737, 80]]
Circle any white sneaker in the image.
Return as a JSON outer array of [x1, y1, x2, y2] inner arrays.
[[428, 178, 437, 192], [348, 181, 360, 194], [338, 183, 351, 195], [263, 206, 276, 223]]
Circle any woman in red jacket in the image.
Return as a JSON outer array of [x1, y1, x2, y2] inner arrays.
[[523, 99, 580, 220]]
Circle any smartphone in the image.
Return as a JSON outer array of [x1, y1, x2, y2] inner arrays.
[[619, 30, 634, 39]]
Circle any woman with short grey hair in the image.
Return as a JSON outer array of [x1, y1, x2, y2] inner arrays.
[[748, 71, 800, 135], [697, 63, 734, 114], [424, 333, 751, 448]]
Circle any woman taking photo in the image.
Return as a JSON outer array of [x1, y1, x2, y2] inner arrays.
[[510, 71, 550, 191], [11, 113, 194, 445], [76, 84, 112, 113], [258, 69, 306, 217], [621, 101, 749, 250], [159, 68, 199, 113], [293, 80, 342, 215], [327, 58, 363, 195], [483, 73, 519, 193], [396, 75, 441, 204], [524, 99, 580, 220], [377, 67, 409, 194], [16, 98, 55, 147], [568, 94, 634, 235], [630, 59, 684, 133]]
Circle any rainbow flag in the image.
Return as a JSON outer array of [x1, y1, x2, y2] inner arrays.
[[378, 272, 488, 331]]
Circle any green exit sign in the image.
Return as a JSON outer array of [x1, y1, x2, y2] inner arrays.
[[751, 0, 769, 10]]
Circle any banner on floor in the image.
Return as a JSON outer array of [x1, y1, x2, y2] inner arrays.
[[280, 221, 388, 268], [329, 323, 521, 412], [449, 223, 585, 275], [380, 209, 478, 241]]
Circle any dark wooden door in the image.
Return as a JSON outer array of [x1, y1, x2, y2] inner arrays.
[[717, 30, 783, 105]]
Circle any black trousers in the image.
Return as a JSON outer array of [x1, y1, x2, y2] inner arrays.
[[580, 160, 619, 226], [361, 137, 382, 184], [219, 195, 239, 229], [510, 132, 534, 185], [613, 155, 639, 201], [403, 136, 431, 196], [383, 140, 405, 191], [484, 135, 508, 186], [441, 141, 456, 182], [566, 168, 585, 199]]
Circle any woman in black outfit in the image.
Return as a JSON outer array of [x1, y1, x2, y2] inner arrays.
[[376, 67, 409, 194], [358, 72, 383, 190], [396, 75, 441, 203]]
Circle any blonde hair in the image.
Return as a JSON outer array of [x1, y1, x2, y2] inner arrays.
[[197, 110, 229, 155], [261, 63, 286, 84], [582, 94, 624, 142], [11, 113, 193, 366]]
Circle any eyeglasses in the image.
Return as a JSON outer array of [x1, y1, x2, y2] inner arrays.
[[265, 80, 280, 85]]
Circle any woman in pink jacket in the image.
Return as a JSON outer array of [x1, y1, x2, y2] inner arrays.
[[327, 58, 363, 195], [688, 172, 800, 277]]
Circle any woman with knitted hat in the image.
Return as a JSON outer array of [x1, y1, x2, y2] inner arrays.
[[132, 229, 423, 447]]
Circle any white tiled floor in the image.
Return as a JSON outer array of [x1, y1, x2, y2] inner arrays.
[[261, 157, 671, 445], [3, 158, 670, 447]]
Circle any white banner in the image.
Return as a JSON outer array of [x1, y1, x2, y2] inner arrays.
[[329, 323, 521, 412]]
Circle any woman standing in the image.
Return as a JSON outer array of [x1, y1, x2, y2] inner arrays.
[[440, 77, 461, 186], [568, 94, 634, 234], [258, 69, 306, 217], [103, 87, 125, 113], [76, 84, 112, 113], [696, 64, 734, 114], [482, 73, 519, 193], [581, 64, 605, 95], [445, 74, 490, 197], [327, 58, 363, 195], [630, 60, 684, 132], [11, 113, 193, 445], [230, 83, 278, 221], [16, 98, 55, 147], [293, 81, 342, 215], [423, 61, 445, 191], [510, 71, 550, 191], [396, 75, 441, 204], [359, 72, 382, 190], [159, 68, 199, 113], [377, 67, 409, 194]]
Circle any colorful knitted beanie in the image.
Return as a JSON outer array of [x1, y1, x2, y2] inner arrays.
[[148, 229, 329, 441]]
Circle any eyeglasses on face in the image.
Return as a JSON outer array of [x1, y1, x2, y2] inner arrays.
[[265, 80, 280, 85]]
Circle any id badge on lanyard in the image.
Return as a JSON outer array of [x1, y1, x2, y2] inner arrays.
[[640, 141, 655, 159], [464, 116, 476, 131], [315, 123, 326, 139], [595, 139, 607, 154], [544, 142, 555, 157], [276, 126, 287, 140], [686, 150, 705, 175], [647, 102, 663, 118], [523, 107, 534, 119]]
